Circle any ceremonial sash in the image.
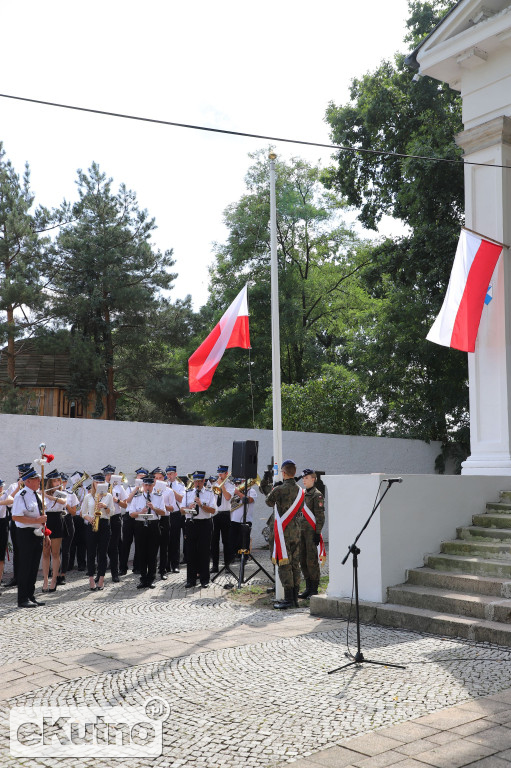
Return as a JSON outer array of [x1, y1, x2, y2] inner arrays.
[[302, 500, 326, 565], [272, 487, 305, 565]]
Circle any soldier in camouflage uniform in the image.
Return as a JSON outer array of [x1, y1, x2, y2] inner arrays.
[[298, 469, 325, 599], [265, 460, 303, 609]]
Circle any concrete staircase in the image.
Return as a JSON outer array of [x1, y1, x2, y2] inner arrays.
[[311, 490, 511, 646]]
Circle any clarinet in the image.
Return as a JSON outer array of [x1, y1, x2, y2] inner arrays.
[[144, 492, 151, 527]]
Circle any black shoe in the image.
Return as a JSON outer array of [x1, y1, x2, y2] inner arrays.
[[5, 578, 17, 588], [274, 588, 294, 610], [18, 600, 37, 608], [298, 580, 311, 599], [210, 567, 219, 574], [48, 586, 57, 593], [200, 582, 209, 588], [56, 576, 66, 586], [160, 574, 167, 580], [172, 567, 180, 573], [112, 576, 120, 583], [184, 582, 196, 588], [147, 582, 156, 589], [30, 597, 46, 606], [119, 570, 127, 576], [136, 583, 146, 589]]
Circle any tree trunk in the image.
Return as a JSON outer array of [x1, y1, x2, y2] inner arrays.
[[103, 303, 117, 420], [6, 304, 15, 382]]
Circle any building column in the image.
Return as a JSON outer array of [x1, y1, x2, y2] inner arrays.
[[456, 116, 511, 475]]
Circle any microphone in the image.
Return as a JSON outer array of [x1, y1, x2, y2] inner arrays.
[[386, 477, 403, 484]]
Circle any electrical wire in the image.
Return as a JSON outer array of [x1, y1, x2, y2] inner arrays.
[[1, 92, 511, 171]]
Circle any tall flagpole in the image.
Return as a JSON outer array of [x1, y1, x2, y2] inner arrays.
[[269, 151, 284, 601]]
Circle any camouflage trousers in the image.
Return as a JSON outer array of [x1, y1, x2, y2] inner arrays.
[[299, 524, 320, 583], [277, 524, 301, 589]]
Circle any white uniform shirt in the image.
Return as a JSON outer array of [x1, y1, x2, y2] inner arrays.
[[81, 492, 115, 525], [131, 491, 164, 522], [109, 483, 128, 516], [159, 486, 176, 516], [126, 485, 143, 513], [0, 488, 12, 519], [231, 486, 257, 523], [65, 491, 79, 512], [213, 480, 236, 514], [12, 487, 43, 529], [182, 487, 215, 520], [169, 479, 185, 508]]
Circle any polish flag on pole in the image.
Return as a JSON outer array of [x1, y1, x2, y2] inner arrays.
[[426, 229, 503, 353], [188, 284, 250, 392]]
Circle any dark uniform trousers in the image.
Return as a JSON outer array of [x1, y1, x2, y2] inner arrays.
[[279, 520, 302, 589], [134, 520, 160, 586], [120, 513, 139, 572], [158, 516, 170, 574], [69, 515, 87, 570], [60, 514, 75, 574], [8, 514, 19, 581], [167, 511, 183, 570], [86, 519, 111, 578], [17, 527, 43, 605], [108, 514, 122, 578], [186, 518, 212, 586], [211, 511, 231, 568]]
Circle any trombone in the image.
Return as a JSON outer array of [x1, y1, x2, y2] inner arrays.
[[212, 474, 234, 496]]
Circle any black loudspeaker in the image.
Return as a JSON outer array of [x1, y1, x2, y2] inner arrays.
[[232, 440, 259, 479]]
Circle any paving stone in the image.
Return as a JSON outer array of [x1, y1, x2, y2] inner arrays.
[[377, 723, 440, 743], [351, 751, 409, 767], [338, 734, 405, 757], [413, 740, 496, 768], [465, 725, 511, 750]]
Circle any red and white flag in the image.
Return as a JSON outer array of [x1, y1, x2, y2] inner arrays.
[[188, 284, 250, 392], [427, 229, 503, 353]]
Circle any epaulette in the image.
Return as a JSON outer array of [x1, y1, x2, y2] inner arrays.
[[20, 489, 26, 497]]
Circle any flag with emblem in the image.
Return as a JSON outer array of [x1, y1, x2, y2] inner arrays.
[[426, 229, 503, 353]]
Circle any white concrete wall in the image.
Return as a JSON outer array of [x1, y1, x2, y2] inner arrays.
[[0, 414, 446, 547], [325, 474, 511, 602]]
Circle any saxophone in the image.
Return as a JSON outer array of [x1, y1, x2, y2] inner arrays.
[[92, 482, 109, 532]]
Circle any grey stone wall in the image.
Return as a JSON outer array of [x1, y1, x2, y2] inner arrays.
[[0, 414, 446, 546]]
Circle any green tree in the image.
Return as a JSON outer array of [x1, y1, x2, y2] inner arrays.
[[47, 163, 177, 419], [322, 0, 468, 450], [190, 150, 373, 429], [0, 143, 47, 406]]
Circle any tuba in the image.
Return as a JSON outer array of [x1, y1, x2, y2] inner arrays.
[[72, 471, 90, 494]]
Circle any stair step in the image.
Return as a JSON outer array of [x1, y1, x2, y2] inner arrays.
[[426, 552, 511, 578], [486, 502, 511, 513], [472, 514, 511, 528], [457, 526, 511, 542], [407, 567, 511, 597], [387, 583, 511, 621], [310, 595, 511, 646], [441, 539, 511, 557]]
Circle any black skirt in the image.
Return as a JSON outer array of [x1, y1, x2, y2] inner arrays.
[[46, 510, 64, 539]]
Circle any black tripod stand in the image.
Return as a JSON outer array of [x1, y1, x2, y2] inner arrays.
[[328, 479, 406, 674], [211, 479, 274, 589]]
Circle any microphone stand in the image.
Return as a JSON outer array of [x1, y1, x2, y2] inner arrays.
[[328, 480, 406, 675]]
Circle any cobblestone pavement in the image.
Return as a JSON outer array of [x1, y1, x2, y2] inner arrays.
[[3, 553, 511, 768]]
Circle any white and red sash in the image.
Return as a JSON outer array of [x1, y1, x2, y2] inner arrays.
[[272, 487, 305, 565], [302, 500, 326, 565]]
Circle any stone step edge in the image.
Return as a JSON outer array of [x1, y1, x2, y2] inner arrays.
[[426, 552, 511, 565], [387, 583, 511, 606], [310, 594, 511, 646], [407, 567, 511, 593]]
